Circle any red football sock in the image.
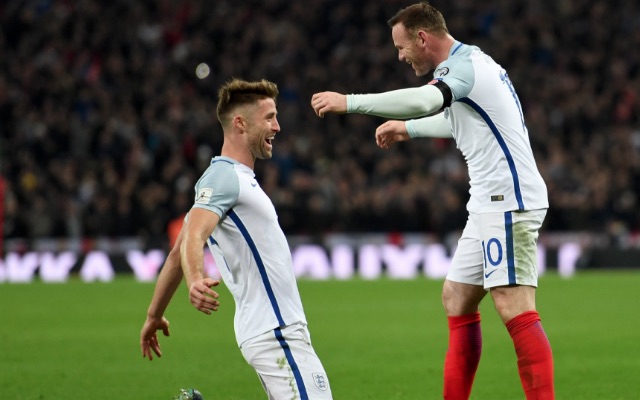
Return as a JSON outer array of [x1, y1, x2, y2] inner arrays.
[[506, 311, 555, 399], [443, 312, 482, 400]]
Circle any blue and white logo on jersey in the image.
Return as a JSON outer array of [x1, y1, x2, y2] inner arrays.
[[434, 67, 449, 77]]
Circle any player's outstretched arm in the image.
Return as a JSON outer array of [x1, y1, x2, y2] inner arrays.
[[376, 120, 411, 149], [405, 113, 453, 139], [376, 113, 452, 149], [311, 91, 347, 117], [140, 227, 186, 361], [181, 208, 222, 315]]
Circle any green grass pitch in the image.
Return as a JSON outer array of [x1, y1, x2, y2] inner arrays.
[[1, 271, 639, 399]]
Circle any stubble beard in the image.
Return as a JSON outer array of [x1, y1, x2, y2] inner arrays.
[[249, 133, 272, 160]]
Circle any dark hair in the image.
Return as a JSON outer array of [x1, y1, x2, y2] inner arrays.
[[216, 78, 279, 127], [387, 2, 449, 36]]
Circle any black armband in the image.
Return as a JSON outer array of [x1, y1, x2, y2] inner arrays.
[[432, 80, 453, 108]]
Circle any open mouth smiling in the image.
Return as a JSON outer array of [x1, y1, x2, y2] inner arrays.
[[265, 135, 275, 146]]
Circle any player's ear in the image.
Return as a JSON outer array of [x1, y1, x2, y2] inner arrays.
[[232, 114, 247, 132], [417, 30, 428, 46]]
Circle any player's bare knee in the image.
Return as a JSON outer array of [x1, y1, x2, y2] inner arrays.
[[442, 280, 464, 314], [442, 280, 485, 316], [490, 286, 536, 323]]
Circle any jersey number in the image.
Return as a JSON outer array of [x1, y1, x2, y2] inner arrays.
[[483, 238, 503, 268]]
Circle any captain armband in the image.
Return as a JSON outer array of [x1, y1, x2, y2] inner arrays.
[[431, 80, 453, 108]]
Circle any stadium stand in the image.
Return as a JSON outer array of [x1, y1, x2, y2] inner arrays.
[[1, 0, 639, 249]]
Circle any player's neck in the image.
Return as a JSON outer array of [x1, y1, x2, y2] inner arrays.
[[435, 34, 456, 64], [220, 142, 255, 170]]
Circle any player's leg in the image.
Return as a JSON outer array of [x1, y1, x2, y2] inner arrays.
[[284, 324, 332, 399], [477, 210, 554, 399], [442, 217, 487, 400], [490, 284, 535, 324], [491, 286, 554, 400], [240, 323, 332, 400], [442, 280, 487, 316]]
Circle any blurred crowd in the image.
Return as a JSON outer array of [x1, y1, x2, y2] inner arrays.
[[2, 0, 640, 248]]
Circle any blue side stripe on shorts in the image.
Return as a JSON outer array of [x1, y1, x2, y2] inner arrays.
[[504, 211, 516, 284], [274, 327, 309, 400], [227, 209, 286, 326]]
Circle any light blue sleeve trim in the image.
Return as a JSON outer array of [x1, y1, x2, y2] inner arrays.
[[437, 53, 475, 101], [346, 85, 444, 118], [406, 113, 452, 138], [191, 162, 239, 217]]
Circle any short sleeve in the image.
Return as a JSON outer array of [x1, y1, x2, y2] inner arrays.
[[191, 161, 240, 217], [433, 56, 475, 102]]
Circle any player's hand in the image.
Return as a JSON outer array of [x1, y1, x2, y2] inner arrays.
[[311, 92, 347, 117], [376, 120, 411, 149], [188, 278, 221, 315], [140, 316, 170, 361]]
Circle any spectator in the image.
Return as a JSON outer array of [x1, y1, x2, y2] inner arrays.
[[1, 0, 639, 249]]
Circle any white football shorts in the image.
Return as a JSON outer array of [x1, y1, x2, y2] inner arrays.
[[447, 209, 547, 289], [240, 323, 332, 399]]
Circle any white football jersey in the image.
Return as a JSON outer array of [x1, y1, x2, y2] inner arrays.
[[191, 156, 307, 346], [434, 41, 548, 213]]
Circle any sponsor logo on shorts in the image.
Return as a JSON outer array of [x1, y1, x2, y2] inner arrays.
[[484, 269, 498, 278], [491, 195, 504, 202], [312, 372, 328, 391]]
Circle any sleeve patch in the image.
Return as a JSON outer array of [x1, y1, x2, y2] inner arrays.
[[434, 67, 449, 77], [195, 188, 213, 204]]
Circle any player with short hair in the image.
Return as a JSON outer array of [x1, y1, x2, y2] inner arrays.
[[311, 2, 554, 399], [141, 78, 332, 399]]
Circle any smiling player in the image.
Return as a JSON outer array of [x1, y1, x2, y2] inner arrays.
[[311, 2, 553, 399], [141, 78, 332, 399]]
